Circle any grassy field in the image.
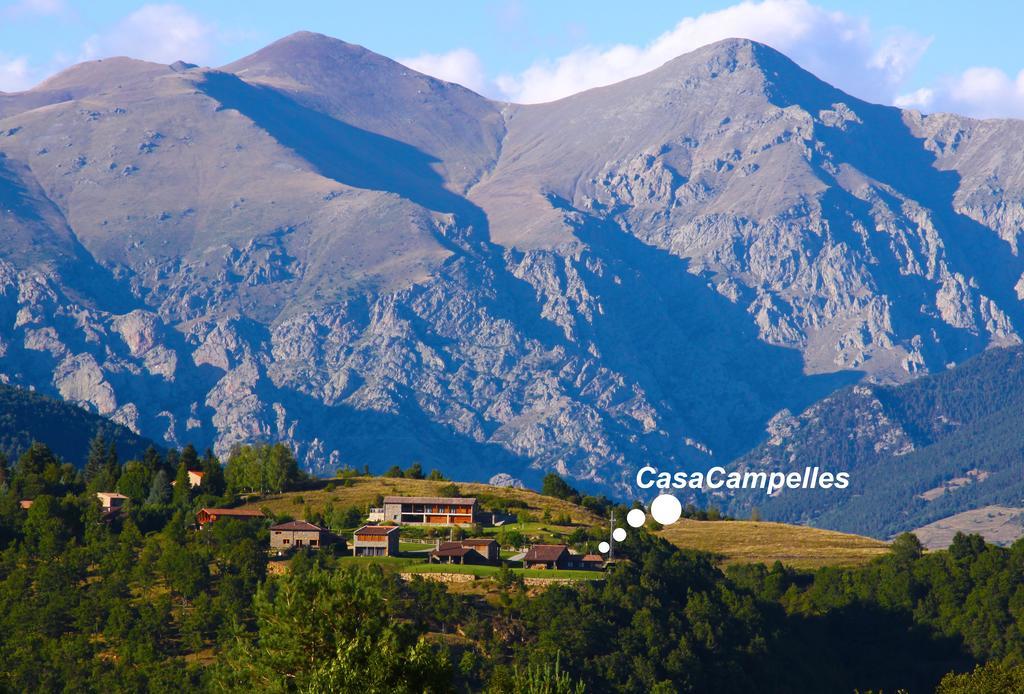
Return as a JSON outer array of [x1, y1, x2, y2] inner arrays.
[[658, 519, 889, 569], [408, 564, 601, 581]]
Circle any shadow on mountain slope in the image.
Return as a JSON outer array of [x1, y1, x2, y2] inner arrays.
[[559, 197, 860, 462], [198, 71, 484, 226], [0, 155, 139, 314], [264, 378, 541, 487]]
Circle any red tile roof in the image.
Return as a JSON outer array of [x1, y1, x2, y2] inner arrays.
[[582, 554, 604, 562], [354, 524, 400, 536], [200, 507, 266, 518], [460, 538, 497, 546]]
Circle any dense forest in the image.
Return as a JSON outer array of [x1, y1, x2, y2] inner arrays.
[[0, 383, 155, 467], [726, 346, 1024, 538], [1, 437, 1023, 692]]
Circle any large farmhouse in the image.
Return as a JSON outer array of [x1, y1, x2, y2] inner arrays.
[[380, 496, 477, 525]]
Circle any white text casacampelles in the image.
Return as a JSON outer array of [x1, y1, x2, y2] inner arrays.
[[636, 465, 850, 496]]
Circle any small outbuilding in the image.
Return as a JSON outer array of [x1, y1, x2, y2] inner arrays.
[[270, 520, 338, 552], [352, 524, 401, 557], [196, 506, 267, 527], [96, 492, 129, 513], [429, 537, 500, 564]]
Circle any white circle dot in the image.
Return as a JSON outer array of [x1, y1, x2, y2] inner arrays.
[[651, 494, 682, 525], [598, 541, 610, 553], [612, 527, 627, 542], [626, 508, 646, 528]]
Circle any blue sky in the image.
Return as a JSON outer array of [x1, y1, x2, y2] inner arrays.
[[2, 0, 1024, 116]]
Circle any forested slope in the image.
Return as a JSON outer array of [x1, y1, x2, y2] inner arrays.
[[727, 346, 1024, 537]]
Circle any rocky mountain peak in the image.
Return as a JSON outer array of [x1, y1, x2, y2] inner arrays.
[[222, 31, 385, 84], [32, 57, 173, 98], [1, 32, 1024, 497]]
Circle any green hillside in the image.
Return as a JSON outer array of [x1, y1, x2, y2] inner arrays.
[[256, 477, 888, 568], [726, 346, 1024, 538], [0, 383, 157, 466]]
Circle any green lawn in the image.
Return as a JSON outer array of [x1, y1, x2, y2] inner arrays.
[[336, 555, 422, 569], [407, 563, 601, 581]]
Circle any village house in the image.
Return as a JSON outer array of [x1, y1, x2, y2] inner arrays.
[[523, 544, 573, 570], [381, 495, 477, 525], [269, 520, 339, 552], [187, 470, 204, 488], [581, 554, 605, 570], [96, 492, 129, 513], [429, 537, 501, 565], [352, 524, 400, 557], [196, 506, 267, 527], [19, 499, 32, 510]]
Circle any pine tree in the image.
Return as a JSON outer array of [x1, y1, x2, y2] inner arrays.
[[102, 441, 120, 488], [85, 432, 108, 483], [172, 462, 193, 507], [181, 443, 200, 471], [200, 448, 226, 497], [146, 469, 172, 506], [142, 445, 162, 475]]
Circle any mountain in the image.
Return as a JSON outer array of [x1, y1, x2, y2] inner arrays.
[[0, 382, 155, 467], [1, 32, 1023, 496], [725, 346, 1024, 538]]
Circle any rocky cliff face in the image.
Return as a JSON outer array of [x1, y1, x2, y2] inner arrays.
[[0, 33, 1022, 494]]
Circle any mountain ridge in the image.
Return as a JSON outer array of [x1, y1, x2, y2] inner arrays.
[[0, 32, 1023, 505]]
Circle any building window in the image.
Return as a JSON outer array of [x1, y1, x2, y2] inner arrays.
[[283, 539, 289, 544]]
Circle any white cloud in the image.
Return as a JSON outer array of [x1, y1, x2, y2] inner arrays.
[[893, 87, 934, 110], [0, 56, 35, 92], [80, 4, 214, 65], [869, 31, 932, 85], [494, 0, 931, 104], [399, 48, 489, 94], [3, 0, 68, 18], [898, 67, 1024, 119]]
